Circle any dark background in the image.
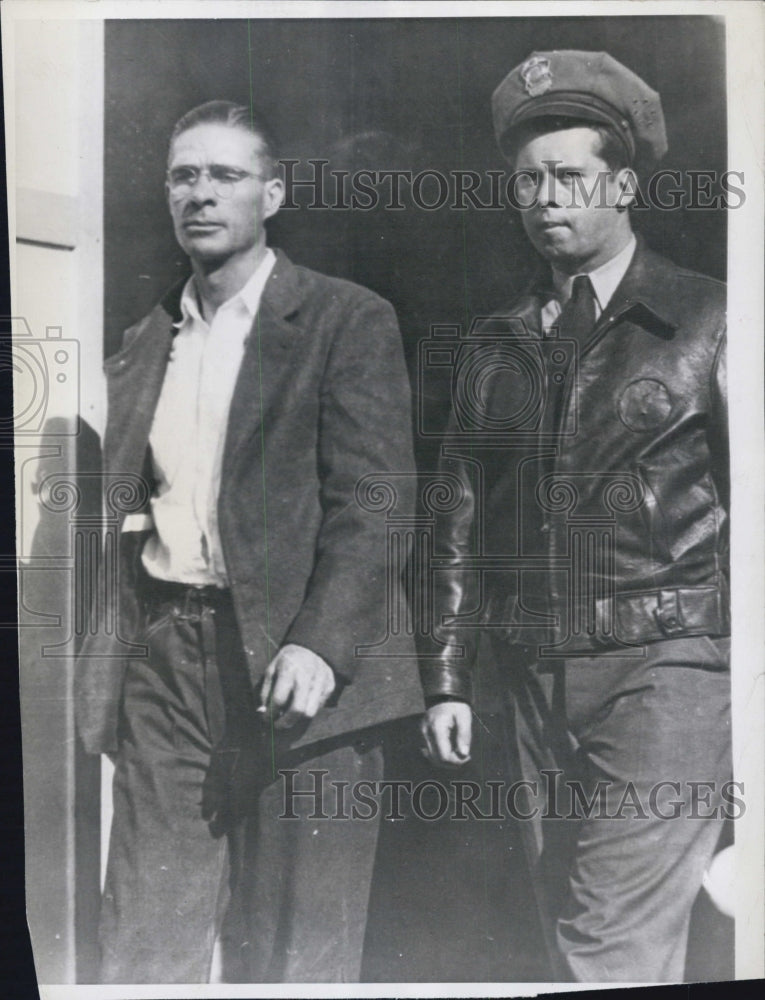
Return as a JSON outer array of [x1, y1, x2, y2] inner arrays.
[[105, 16, 727, 344], [105, 15, 727, 471], [100, 15, 730, 984]]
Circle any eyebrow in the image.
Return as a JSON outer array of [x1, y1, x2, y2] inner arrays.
[[520, 159, 589, 170], [168, 161, 250, 171]]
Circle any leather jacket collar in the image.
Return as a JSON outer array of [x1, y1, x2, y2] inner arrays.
[[520, 234, 683, 342]]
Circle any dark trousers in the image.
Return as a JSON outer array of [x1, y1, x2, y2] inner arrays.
[[501, 635, 732, 983], [99, 589, 382, 984]]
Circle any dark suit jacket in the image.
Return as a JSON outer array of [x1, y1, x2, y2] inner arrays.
[[76, 250, 422, 754]]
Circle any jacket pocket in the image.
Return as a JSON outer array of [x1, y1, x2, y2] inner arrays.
[[635, 462, 673, 565], [141, 608, 174, 642]]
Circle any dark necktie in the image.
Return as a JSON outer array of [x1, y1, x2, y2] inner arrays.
[[557, 273, 597, 348], [544, 274, 597, 440]]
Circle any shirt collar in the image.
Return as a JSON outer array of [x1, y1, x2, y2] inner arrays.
[[552, 234, 637, 312], [175, 247, 277, 327]]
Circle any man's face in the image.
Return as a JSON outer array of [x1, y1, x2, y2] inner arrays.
[[514, 126, 633, 274], [166, 123, 283, 267]]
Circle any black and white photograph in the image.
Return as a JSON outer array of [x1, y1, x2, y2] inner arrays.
[[2, 1, 763, 995]]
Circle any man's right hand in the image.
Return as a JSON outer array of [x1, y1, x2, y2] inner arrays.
[[420, 701, 472, 767]]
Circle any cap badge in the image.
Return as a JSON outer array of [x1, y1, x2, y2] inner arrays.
[[520, 56, 553, 97]]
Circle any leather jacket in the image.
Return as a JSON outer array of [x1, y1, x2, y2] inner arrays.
[[420, 239, 728, 703]]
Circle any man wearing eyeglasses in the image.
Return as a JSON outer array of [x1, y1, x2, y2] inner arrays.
[[76, 100, 421, 983]]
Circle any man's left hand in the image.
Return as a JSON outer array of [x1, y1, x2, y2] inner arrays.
[[259, 643, 336, 729]]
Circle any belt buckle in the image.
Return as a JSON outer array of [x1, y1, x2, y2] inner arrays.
[[654, 589, 685, 637]]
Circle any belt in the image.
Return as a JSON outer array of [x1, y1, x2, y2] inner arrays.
[[606, 584, 730, 645], [139, 576, 233, 623], [504, 584, 729, 652]]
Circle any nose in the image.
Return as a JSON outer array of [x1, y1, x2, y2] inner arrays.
[[185, 169, 218, 204], [535, 173, 561, 209]]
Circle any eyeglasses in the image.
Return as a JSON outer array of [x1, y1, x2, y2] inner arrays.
[[166, 164, 264, 199]]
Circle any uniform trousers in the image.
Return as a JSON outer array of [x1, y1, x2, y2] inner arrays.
[[499, 634, 732, 983], [99, 583, 383, 984]]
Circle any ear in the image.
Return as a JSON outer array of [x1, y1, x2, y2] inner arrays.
[[614, 166, 639, 210], [262, 176, 285, 222]]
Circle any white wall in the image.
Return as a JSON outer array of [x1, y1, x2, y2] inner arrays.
[[5, 15, 105, 983]]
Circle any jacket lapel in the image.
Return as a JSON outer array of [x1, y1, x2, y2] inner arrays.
[[509, 293, 545, 339], [222, 250, 305, 476], [102, 296, 178, 488]]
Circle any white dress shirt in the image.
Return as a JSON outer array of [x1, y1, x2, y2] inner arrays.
[[540, 234, 636, 333], [141, 249, 276, 586]]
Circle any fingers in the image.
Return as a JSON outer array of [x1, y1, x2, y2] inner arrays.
[[421, 702, 472, 767], [420, 715, 437, 761], [300, 665, 335, 720], [260, 644, 336, 729], [274, 661, 320, 729], [259, 657, 277, 710], [451, 703, 472, 759], [269, 660, 299, 726], [431, 715, 466, 766]]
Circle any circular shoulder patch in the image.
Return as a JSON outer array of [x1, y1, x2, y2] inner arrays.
[[618, 378, 673, 432]]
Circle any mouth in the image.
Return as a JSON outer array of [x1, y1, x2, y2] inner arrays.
[[182, 220, 223, 234]]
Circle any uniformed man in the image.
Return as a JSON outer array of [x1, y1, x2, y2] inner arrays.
[[420, 51, 730, 982]]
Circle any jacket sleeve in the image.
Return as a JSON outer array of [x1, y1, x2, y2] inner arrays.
[[283, 291, 416, 683], [417, 421, 482, 705], [708, 328, 729, 515]]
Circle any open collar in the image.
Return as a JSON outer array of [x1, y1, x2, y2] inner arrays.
[[168, 248, 278, 330]]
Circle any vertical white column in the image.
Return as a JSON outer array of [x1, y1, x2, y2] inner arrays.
[[727, 5, 765, 984], [6, 14, 105, 984]]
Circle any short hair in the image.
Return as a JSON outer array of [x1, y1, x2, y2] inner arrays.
[[507, 116, 631, 174], [168, 100, 279, 178]]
